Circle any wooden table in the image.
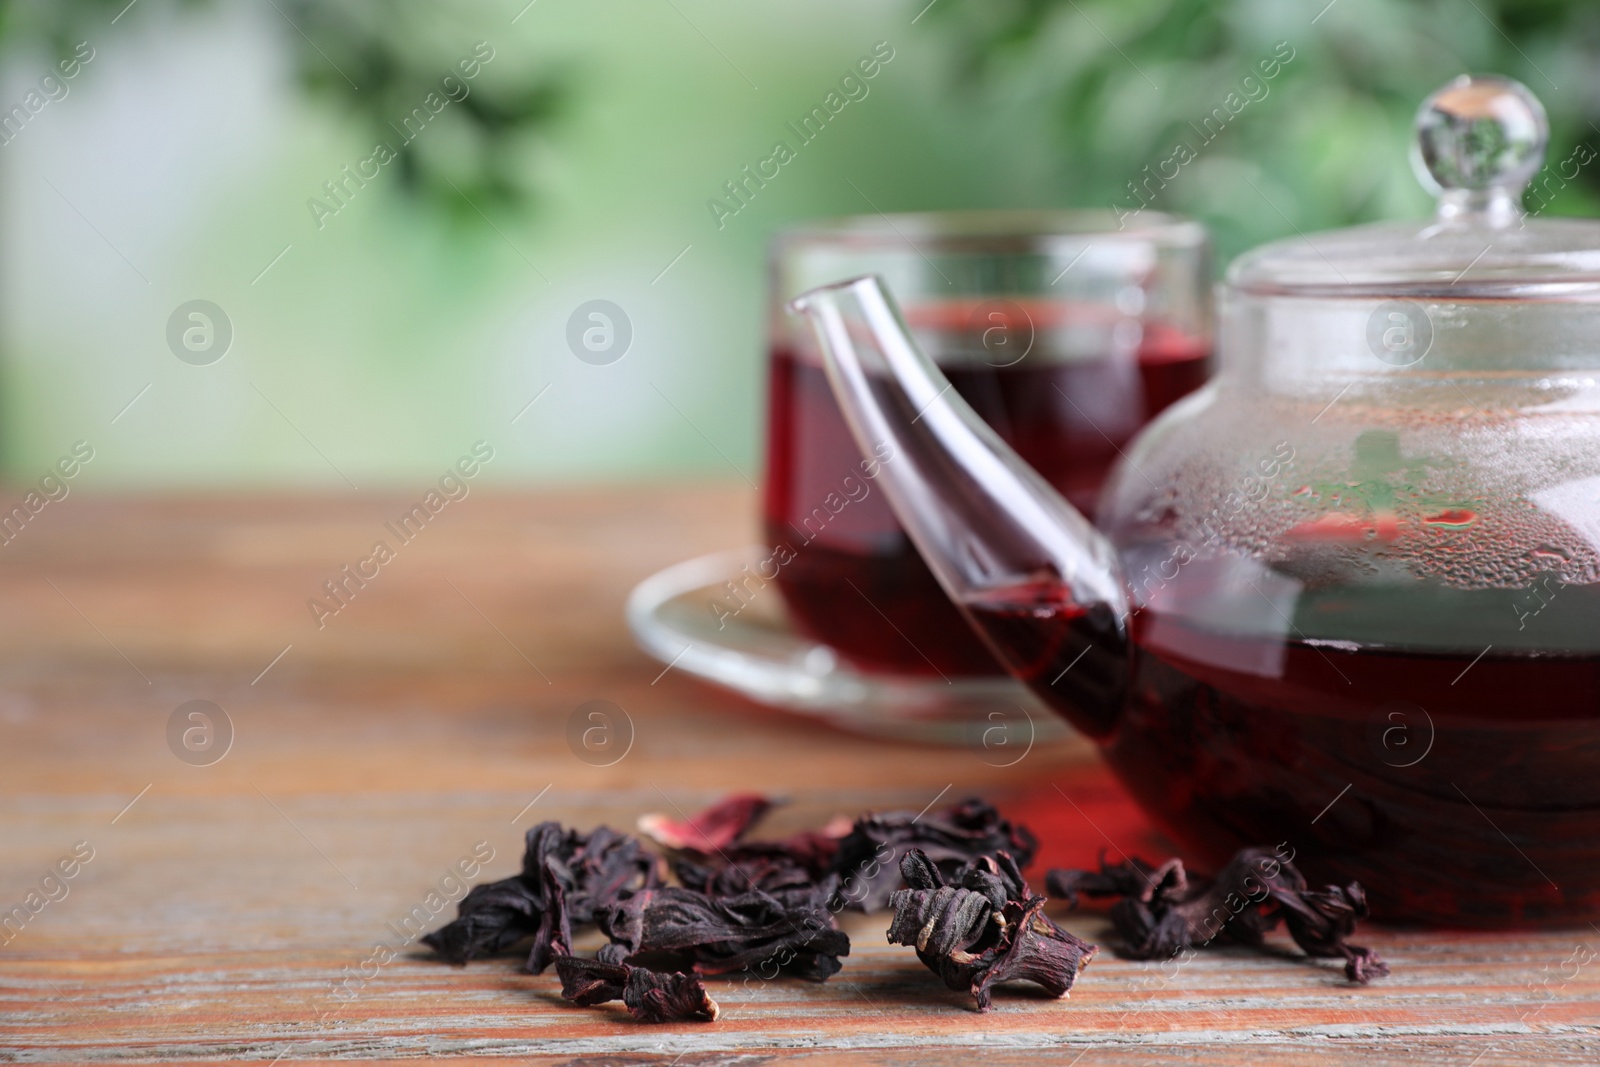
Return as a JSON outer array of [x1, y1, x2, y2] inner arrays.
[[1, 487, 1596, 1064]]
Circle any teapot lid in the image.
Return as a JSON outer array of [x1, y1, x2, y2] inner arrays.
[[1227, 75, 1600, 299]]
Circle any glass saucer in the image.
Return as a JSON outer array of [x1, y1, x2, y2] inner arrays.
[[626, 547, 1070, 747]]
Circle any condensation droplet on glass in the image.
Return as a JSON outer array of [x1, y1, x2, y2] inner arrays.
[[802, 645, 837, 675], [1422, 508, 1478, 528]]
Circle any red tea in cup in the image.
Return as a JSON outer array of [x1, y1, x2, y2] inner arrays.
[[764, 214, 1212, 676]]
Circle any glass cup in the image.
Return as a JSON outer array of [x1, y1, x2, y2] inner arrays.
[[764, 210, 1212, 677]]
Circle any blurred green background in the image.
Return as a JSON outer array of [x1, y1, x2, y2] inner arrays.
[[2, 0, 1597, 488]]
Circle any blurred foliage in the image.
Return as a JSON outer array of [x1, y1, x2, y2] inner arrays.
[[0, 0, 565, 215], [279, 0, 566, 215], [928, 0, 1600, 259]]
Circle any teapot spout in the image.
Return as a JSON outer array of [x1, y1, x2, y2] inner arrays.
[[788, 275, 1130, 737]]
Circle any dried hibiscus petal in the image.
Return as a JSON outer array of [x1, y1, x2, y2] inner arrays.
[[1277, 881, 1390, 983], [419, 875, 542, 964], [625, 964, 720, 1023], [637, 793, 774, 852], [554, 957, 719, 1023], [422, 820, 662, 973], [525, 860, 572, 975], [887, 848, 1095, 1012], [642, 794, 848, 901], [972, 895, 1097, 1010], [554, 955, 627, 1006], [1045, 854, 1181, 908], [672, 850, 821, 902], [535, 825, 664, 928], [1045, 847, 1389, 984], [832, 798, 1038, 913], [601, 883, 849, 980]]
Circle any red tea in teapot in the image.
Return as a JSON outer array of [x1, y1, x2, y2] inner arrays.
[[763, 310, 1209, 676], [965, 568, 1600, 927]]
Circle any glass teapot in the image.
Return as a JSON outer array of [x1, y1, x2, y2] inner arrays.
[[791, 76, 1600, 927]]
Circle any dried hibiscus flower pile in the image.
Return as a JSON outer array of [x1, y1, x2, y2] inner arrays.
[[422, 794, 1036, 1020], [422, 794, 1388, 1022], [1047, 845, 1390, 984]]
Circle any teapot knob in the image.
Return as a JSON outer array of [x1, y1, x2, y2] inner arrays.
[[1412, 74, 1546, 223]]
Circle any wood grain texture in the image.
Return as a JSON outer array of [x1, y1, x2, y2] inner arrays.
[[0, 487, 1596, 1064]]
